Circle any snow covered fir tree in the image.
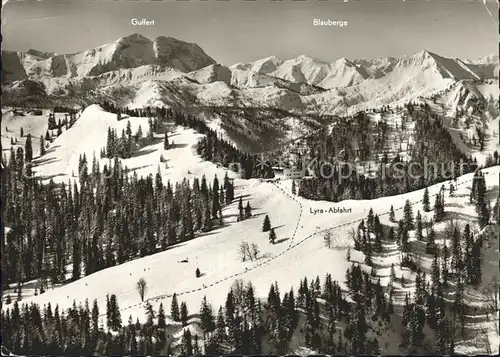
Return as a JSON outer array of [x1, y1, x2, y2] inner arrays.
[[1, 1, 499, 355]]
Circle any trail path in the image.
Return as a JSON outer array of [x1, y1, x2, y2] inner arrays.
[[101, 168, 497, 317]]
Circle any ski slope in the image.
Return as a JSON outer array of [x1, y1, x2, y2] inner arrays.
[[11, 155, 499, 345], [3, 104, 498, 354], [30, 105, 235, 186]]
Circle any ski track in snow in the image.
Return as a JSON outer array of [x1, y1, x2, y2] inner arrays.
[[97, 169, 497, 317]]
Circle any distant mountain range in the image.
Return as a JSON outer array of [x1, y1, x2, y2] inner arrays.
[[2, 33, 498, 114]]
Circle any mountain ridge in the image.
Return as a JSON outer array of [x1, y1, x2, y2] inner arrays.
[[2, 33, 216, 81], [1, 34, 498, 115], [4, 34, 498, 85]]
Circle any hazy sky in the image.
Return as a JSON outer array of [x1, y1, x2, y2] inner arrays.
[[2, 0, 498, 65]]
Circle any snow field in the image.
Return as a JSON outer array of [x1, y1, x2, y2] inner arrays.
[[14, 151, 499, 334], [29, 105, 237, 186], [1, 109, 69, 160]]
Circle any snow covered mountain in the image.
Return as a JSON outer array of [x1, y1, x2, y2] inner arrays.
[[3, 33, 216, 81], [232, 50, 496, 89], [2, 35, 498, 116]]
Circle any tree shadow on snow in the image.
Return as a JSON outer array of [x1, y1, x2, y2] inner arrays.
[[128, 163, 153, 173], [131, 148, 158, 158], [31, 156, 60, 167], [444, 211, 479, 222], [196, 229, 222, 239], [39, 172, 67, 181], [274, 237, 290, 245], [167, 142, 189, 150]]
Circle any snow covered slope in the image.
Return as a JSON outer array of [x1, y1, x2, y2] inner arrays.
[[3, 103, 498, 354], [31, 105, 150, 182], [30, 105, 236, 187], [1, 108, 57, 158], [9, 157, 499, 354]]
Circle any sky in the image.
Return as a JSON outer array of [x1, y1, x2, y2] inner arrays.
[[1, 0, 498, 65]]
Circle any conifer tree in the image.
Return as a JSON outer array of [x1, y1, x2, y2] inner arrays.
[[426, 227, 436, 255], [431, 251, 440, 293], [238, 196, 244, 221], [181, 329, 193, 355], [441, 245, 449, 286], [389, 263, 396, 287], [324, 231, 332, 249], [171, 293, 180, 322], [106, 294, 111, 328], [423, 187, 430, 212], [135, 125, 143, 144], [192, 334, 201, 355], [434, 193, 445, 222], [25, 134, 33, 162], [157, 303, 166, 329], [39, 135, 45, 156], [91, 299, 99, 335], [109, 294, 122, 331], [396, 220, 408, 261], [364, 241, 373, 265], [453, 276, 465, 336], [474, 172, 489, 228], [180, 301, 189, 327], [128, 328, 138, 354], [388, 205, 395, 222], [415, 210, 423, 241], [200, 295, 215, 336], [215, 306, 226, 344], [449, 182, 455, 196], [367, 208, 374, 231], [245, 201, 252, 219], [451, 227, 462, 273], [126, 120, 132, 139], [470, 241, 482, 286], [269, 228, 277, 244], [388, 226, 395, 241], [403, 199, 414, 230], [492, 195, 499, 224], [48, 114, 56, 130], [106, 127, 115, 157], [262, 215, 271, 232]]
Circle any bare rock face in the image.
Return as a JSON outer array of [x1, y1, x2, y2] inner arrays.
[[153, 36, 216, 72], [2, 51, 28, 83]]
